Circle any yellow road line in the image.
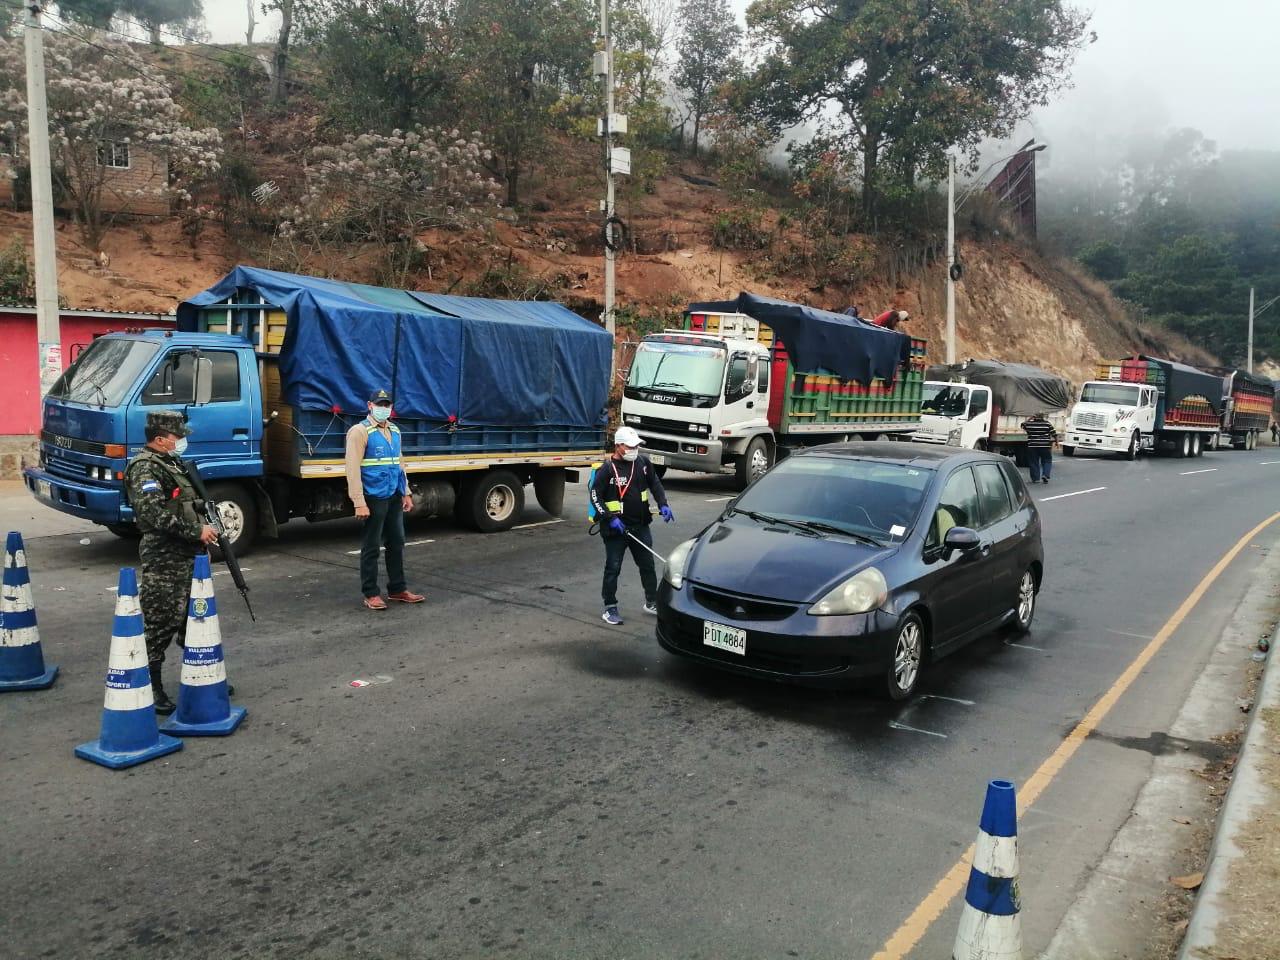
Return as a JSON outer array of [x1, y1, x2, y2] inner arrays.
[[872, 510, 1280, 960]]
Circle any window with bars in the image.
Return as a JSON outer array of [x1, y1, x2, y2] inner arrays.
[[97, 140, 131, 169]]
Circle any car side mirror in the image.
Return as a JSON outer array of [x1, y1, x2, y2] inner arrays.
[[193, 356, 214, 405], [943, 526, 980, 558]]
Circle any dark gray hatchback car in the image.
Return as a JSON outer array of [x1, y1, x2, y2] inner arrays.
[[656, 442, 1044, 699]]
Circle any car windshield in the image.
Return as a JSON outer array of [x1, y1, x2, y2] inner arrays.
[[921, 383, 970, 417], [628, 342, 725, 396], [46, 338, 160, 407], [1080, 383, 1141, 405], [733, 455, 933, 542]]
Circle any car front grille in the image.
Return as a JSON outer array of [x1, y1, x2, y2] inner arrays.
[[1074, 412, 1106, 430], [692, 585, 799, 622], [625, 414, 710, 437], [642, 435, 680, 453]]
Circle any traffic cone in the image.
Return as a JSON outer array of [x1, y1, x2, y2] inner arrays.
[[953, 779, 1022, 960], [75, 568, 183, 769], [0, 531, 58, 691], [161, 553, 246, 736]]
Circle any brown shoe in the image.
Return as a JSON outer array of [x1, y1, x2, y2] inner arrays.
[[387, 590, 425, 604], [363, 595, 388, 611]]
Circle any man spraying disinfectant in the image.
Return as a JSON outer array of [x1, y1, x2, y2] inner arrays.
[[590, 427, 674, 625]]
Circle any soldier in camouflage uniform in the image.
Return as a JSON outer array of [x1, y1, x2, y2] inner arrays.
[[124, 411, 217, 714]]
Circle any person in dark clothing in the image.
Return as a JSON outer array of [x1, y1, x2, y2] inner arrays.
[[1021, 412, 1058, 484], [590, 426, 673, 625]]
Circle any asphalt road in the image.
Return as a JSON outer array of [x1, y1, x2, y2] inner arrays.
[[4, 444, 1279, 959]]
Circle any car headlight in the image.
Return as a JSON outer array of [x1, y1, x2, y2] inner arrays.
[[808, 567, 888, 616], [664, 538, 697, 589]]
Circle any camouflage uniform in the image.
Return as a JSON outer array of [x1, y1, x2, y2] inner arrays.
[[124, 412, 203, 670]]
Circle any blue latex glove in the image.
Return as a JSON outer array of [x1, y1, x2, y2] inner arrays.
[[608, 517, 626, 535], [659, 505, 674, 523]]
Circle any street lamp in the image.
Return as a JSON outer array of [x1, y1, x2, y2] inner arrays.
[[945, 142, 1046, 364], [1248, 288, 1279, 373]]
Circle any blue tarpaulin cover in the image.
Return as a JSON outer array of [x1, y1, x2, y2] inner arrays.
[[177, 267, 612, 427], [688, 292, 911, 384]]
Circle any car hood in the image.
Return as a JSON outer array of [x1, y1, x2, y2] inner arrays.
[[688, 514, 897, 603]]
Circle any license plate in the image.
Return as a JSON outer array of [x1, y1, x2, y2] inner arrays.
[[649, 453, 666, 465], [37, 480, 52, 500], [703, 620, 746, 655]]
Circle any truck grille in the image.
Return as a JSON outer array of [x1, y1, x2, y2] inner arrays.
[[623, 414, 710, 437], [1074, 412, 1106, 430]]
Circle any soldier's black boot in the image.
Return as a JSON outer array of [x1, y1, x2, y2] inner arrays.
[[149, 662, 176, 716]]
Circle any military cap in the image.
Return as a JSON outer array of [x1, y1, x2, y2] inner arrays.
[[146, 410, 192, 437], [369, 389, 393, 404]]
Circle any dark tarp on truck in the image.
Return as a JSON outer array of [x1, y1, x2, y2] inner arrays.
[[925, 360, 1073, 417], [1132, 355, 1225, 415], [177, 266, 612, 429]]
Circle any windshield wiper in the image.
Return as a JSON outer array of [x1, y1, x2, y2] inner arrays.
[[731, 508, 821, 537], [648, 382, 692, 393], [787, 519, 885, 546]]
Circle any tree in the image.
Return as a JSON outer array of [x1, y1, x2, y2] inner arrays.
[[0, 30, 222, 251], [613, 0, 675, 110], [264, 0, 295, 106], [1076, 240, 1127, 281], [454, 0, 594, 207], [744, 0, 1089, 214], [57, 0, 204, 44], [673, 0, 739, 155]]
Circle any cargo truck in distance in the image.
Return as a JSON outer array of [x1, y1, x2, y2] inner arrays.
[[1064, 356, 1223, 459], [1206, 368, 1275, 451], [22, 267, 612, 553], [621, 293, 926, 488], [914, 360, 1072, 461]]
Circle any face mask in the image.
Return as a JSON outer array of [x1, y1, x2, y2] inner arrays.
[[622, 449, 639, 462], [370, 405, 392, 423], [173, 437, 188, 456]]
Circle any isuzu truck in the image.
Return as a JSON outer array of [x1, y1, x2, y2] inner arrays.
[[23, 267, 612, 552]]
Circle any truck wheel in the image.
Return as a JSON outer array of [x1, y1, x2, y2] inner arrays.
[[1179, 433, 1192, 458], [1191, 434, 1202, 457], [105, 523, 141, 540], [1248, 431, 1257, 451], [734, 438, 772, 490], [533, 469, 566, 517], [1125, 432, 1139, 460], [459, 469, 525, 533], [1062, 445, 1074, 457], [206, 482, 258, 557]]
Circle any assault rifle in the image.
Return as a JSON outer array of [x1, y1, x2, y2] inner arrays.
[[183, 465, 256, 622]]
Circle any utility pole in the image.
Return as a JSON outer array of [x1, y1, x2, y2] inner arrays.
[[24, 3, 62, 402], [945, 155, 956, 365], [599, 0, 616, 341], [1247, 286, 1254, 374]]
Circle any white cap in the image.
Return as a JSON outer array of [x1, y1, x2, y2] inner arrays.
[[614, 426, 644, 447]]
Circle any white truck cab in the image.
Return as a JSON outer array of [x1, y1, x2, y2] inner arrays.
[[1064, 380, 1157, 458], [914, 381, 993, 448]]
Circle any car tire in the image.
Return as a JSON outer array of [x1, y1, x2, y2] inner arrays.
[[734, 437, 772, 490], [1062, 445, 1075, 457], [1125, 432, 1139, 460], [205, 482, 257, 557], [105, 522, 141, 539], [459, 469, 525, 533], [1011, 568, 1037, 635], [884, 612, 925, 701]]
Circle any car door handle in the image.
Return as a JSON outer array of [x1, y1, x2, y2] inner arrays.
[[232, 428, 249, 438]]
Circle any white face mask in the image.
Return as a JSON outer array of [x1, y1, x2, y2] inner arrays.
[[622, 448, 639, 462], [173, 437, 188, 456], [370, 405, 392, 423]]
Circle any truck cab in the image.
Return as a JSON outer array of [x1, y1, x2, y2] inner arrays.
[[621, 318, 773, 486], [1064, 380, 1157, 458], [914, 381, 992, 448], [23, 331, 264, 540]]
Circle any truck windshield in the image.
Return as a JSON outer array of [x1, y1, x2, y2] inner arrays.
[[921, 383, 970, 417], [628, 342, 725, 396], [1080, 383, 1141, 405], [46, 338, 160, 407]]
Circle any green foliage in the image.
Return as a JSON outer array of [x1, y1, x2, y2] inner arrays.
[[0, 238, 35, 306], [673, 0, 741, 154], [1076, 240, 1127, 281], [614, 303, 683, 337]]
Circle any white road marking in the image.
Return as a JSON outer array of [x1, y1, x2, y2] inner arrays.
[[1038, 486, 1106, 502], [888, 721, 948, 739], [1258, 461, 1280, 466], [513, 519, 564, 530], [1179, 468, 1217, 476], [705, 496, 735, 502], [213, 568, 253, 577], [1107, 628, 1154, 640], [345, 539, 435, 555], [1005, 642, 1046, 652], [920, 694, 975, 706]]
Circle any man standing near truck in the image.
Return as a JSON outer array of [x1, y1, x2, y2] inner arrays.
[[124, 410, 219, 714], [345, 390, 425, 610], [1021, 411, 1058, 484], [591, 426, 673, 625]]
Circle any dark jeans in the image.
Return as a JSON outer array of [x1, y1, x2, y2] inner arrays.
[[601, 523, 658, 608], [1027, 447, 1052, 482], [361, 496, 407, 597]]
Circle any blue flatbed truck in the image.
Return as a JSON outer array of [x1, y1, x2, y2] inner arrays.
[[22, 267, 612, 553]]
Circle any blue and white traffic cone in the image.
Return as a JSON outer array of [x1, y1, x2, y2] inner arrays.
[[0, 531, 58, 691], [161, 553, 246, 736], [75, 568, 183, 769], [953, 779, 1022, 960]]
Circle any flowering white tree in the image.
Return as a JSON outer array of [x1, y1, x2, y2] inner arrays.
[[0, 30, 222, 251], [276, 127, 500, 285]]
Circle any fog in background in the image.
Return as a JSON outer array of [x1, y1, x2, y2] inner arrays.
[[206, 0, 1280, 179]]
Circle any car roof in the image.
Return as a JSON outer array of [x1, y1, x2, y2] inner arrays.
[[791, 441, 1005, 468]]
